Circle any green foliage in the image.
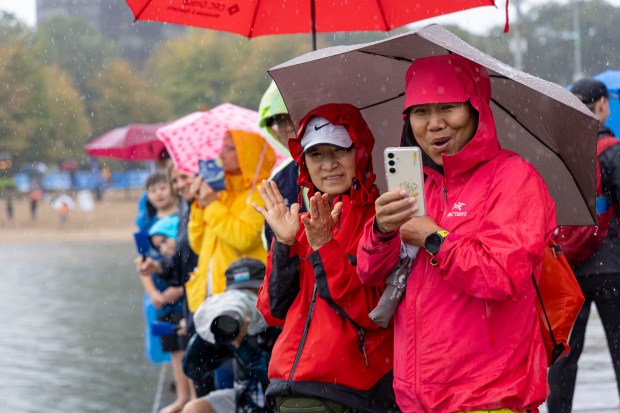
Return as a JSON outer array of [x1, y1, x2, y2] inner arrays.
[[2, 0, 620, 166], [87, 59, 173, 135], [35, 16, 121, 99]]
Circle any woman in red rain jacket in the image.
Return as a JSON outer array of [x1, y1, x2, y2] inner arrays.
[[357, 55, 556, 413], [253, 103, 398, 413]]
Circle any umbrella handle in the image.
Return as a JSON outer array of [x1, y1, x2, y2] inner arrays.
[[246, 142, 269, 204]]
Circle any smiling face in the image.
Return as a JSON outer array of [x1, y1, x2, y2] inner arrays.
[[170, 168, 194, 201], [151, 234, 176, 258], [408, 102, 478, 166], [304, 144, 356, 197]]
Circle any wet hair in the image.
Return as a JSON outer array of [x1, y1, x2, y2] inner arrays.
[[145, 171, 170, 191]]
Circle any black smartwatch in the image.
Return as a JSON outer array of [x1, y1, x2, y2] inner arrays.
[[424, 230, 450, 259]]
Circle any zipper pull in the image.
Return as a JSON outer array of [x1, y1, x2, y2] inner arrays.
[[357, 327, 369, 367], [442, 187, 447, 200]]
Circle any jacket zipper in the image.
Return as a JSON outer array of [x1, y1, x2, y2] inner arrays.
[[414, 259, 428, 410], [415, 182, 448, 410], [288, 282, 318, 390]]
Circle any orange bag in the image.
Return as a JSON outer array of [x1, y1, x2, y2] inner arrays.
[[532, 241, 585, 366]]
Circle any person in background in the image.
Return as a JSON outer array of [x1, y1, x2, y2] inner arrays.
[[258, 81, 305, 249], [357, 54, 556, 412], [187, 130, 275, 390], [547, 78, 620, 413], [28, 188, 42, 221], [148, 215, 195, 413], [182, 258, 278, 413], [137, 166, 214, 397], [254, 103, 397, 413], [186, 130, 276, 313]]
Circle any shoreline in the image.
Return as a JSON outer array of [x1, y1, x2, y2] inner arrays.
[[0, 189, 139, 244]]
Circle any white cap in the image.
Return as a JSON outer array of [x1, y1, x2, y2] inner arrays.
[[300, 116, 353, 152]]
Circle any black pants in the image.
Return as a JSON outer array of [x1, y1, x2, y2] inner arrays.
[[547, 274, 620, 412]]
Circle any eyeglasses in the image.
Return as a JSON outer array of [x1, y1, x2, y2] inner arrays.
[[265, 114, 292, 129], [304, 146, 354, 165], [220, 145, 236, 154]]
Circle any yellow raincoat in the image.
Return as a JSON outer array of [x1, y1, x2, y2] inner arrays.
[[186, 130, 276, 312]]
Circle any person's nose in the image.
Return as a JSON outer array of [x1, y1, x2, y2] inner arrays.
[[427, 109, 446, 131], [321, 154, 339, 170]]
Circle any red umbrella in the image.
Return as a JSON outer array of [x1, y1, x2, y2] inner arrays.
[[125, 0, 498, 50], [84, 123, 167, 161]]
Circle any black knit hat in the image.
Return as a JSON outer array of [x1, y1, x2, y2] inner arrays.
[[224, 258, 265, 290]]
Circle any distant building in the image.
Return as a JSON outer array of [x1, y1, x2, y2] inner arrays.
[[36, 0, 186, 64]]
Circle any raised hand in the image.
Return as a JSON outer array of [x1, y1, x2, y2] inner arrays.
[[252, 180, 300, 245], [189, 176, 218, 208], [301, 192, 343, 251]]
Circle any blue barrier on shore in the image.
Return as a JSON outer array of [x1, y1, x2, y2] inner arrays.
[[12, 170, 150, 192]]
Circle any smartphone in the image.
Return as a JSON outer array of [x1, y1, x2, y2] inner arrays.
[[133, 231, 152, 259], [198, 158, 226, 192], [384, 147, 426, 216]]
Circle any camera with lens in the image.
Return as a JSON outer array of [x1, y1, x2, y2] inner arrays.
[[211, 309, 244, 344]]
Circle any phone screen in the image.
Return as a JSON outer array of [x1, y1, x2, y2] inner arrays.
[[133, 231, 152, 257], [198, 159, 226, 192]]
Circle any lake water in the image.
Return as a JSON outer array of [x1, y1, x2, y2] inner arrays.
[[0, 242, 160, 413], [1, 242, 617, 413]]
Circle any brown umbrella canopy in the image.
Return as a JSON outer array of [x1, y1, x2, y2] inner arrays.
[[269, 24, 599, 226]]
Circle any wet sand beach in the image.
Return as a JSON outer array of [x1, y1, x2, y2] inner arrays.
[[0, 189, 139, 243]]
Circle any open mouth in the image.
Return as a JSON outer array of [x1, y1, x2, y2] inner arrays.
[[431, 137, 450, 150]]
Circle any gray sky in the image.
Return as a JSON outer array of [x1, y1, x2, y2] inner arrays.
[[1, 0, 620, 35]]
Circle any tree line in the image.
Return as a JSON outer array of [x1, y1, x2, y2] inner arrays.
[[0, 0, 619, 165]]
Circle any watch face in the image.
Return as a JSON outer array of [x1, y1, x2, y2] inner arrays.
[[425, 233, 443, 255]]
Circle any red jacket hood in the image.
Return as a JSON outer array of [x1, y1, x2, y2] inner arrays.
[[289, 103, 379, 206], [404, 54, 501, 180]]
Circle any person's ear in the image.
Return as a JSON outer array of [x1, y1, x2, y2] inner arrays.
[[593, 97, 609, 121]]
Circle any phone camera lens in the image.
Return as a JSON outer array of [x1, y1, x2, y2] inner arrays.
[[389, 168, 396, 174], [387, 153, 394, 159], [388, 160, 395, 166]]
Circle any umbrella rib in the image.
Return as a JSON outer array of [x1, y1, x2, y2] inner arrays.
[[358, 50, 413, 63], [374, 0, 391, 31], [359, 93, 405, 111], [490, 95, 591, 218], [134, 0, 154, 20], [248, 0, 263, 38]]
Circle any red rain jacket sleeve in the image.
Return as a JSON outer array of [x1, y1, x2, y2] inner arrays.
[[357, 217, 402, 287], [433, 161, 556, 301], [257, 240, 300, 327], [310, 238, 385, 330]]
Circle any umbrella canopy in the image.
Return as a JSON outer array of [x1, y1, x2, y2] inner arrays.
[[269, 24, 599, 226], [157, 103, 287, 176], [84, 123, 167, 161], [125, 0, 496, 50], [51, 193, 75, 210]]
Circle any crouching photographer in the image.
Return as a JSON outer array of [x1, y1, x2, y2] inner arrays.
[[182, 258, 279, 413]]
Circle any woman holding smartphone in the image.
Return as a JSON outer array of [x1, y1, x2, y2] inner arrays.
[[252, 103, 398, 413], [357, 55, 556, 413]]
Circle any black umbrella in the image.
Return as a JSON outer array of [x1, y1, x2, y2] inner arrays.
[[269, 24, 599, 225]]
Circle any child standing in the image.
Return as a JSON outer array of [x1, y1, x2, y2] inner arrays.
[[149, 215, 195, 413]]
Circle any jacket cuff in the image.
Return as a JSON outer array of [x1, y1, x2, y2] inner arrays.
[[433, 233, 462, 265], [371, 218, 399, 243]]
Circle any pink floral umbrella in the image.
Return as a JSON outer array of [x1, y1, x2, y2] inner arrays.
[[157, 103, 286, 176]]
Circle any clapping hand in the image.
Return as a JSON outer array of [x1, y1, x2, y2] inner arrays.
[[252, 180, 300, 245], [301, 192, 342, 251]]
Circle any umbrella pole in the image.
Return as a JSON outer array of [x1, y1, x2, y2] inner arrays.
[[311, 0, 317, 51]]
